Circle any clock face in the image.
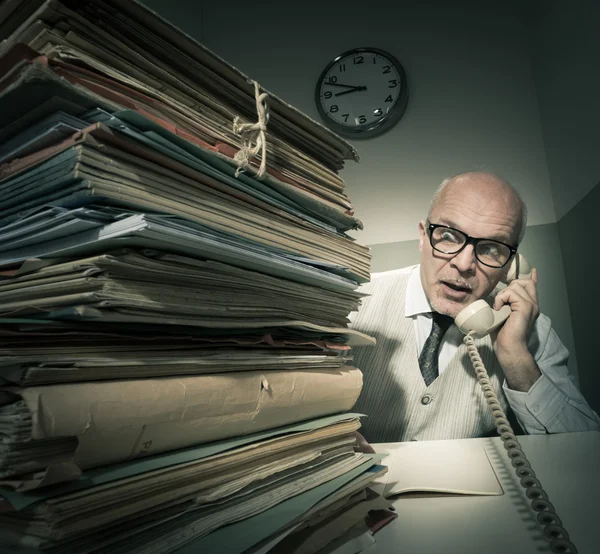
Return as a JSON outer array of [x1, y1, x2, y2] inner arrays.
[[315, 48, 408, 138]]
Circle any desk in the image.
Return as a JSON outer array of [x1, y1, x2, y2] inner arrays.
[[365, 431, 600, 554]]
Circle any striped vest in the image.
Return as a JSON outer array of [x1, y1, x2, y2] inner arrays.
[[351, 271, 508, 442]]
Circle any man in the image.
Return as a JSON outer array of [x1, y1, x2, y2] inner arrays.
[[351, 172, 600, 445]]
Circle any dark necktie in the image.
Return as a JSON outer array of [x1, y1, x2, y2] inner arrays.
[[419, 312, 454, 386]]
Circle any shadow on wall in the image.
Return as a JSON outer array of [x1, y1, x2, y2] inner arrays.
[[557, 181, 600, 413]]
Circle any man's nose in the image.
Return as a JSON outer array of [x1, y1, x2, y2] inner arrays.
[[450, 244, 477, 273]]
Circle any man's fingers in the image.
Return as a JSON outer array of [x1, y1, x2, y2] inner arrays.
[[493, 283, 539, 321], [510, 280, 538, 306], [495, 269, 539, 311], [494, 284, 530, 310]]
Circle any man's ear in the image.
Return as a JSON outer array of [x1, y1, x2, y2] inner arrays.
[[418, 220, 426, 252]]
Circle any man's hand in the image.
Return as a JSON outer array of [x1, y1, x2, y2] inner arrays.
[[353, 431, 375, 454], [492, 267, 541, 391]]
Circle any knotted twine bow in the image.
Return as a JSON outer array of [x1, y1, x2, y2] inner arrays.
[[232, 80, 270, 180]]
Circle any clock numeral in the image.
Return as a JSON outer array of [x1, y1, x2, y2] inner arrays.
[[329, 76, 338, 84], [382, 65, 391, 74], [372, 56, 377, 64], [374, 108, 383, 117], [388, 79, 398, 88], [353, 56, 364, 65], [342, 114, 349, 122], [358, 115, 367, 124], [385, 95, 393, 103], [330, 105, 339, 113], [324, 91, 332, 99], [339, 63, 346, 72]]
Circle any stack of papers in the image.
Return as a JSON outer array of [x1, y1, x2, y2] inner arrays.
[[0, 115, 369, 281], [1, 338, 354, 386], [0, 250, 369, 329], [0, 414, 387, 554], [0, 1, 384, 552]]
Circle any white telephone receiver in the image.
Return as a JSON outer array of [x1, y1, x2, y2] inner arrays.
[[454, 254, 532, 338]]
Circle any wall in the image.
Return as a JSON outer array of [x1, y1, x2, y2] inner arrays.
[[527, 0, 600, 219], [141, 0, 582, 378], [527, 0, 600, 410], [557, 185, 599, 406]]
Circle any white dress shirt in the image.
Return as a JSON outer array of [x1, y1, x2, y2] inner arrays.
[[370, 265, 600, 434]]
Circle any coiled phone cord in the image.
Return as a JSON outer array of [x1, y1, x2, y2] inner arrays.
[[463, 332, 578, 554]]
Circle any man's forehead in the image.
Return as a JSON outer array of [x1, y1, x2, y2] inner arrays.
[[430, 174, 522, 241], [441, 176, 520, 210], [432, 208, 516, 243]]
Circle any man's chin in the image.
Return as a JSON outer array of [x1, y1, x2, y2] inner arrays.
[[431, 294, 473, 319]]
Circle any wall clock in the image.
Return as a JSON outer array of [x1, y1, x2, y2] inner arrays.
[[315, 47, 409, 139]]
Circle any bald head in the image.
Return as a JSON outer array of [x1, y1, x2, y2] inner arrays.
[[428, 172, 527, 245]]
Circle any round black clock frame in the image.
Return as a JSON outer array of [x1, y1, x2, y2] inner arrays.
[[315, 47, 409, 139]]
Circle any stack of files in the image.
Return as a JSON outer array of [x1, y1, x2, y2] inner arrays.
[[0, 203, 358, 292], [0, 0, 360, 177], [0, 0, 387, 552], [0, 107, 370, 283], [0, 249, 369, 330], [0, 0, 371, 281], [0, 322, 357, 386], [0, 413, 387, 554]]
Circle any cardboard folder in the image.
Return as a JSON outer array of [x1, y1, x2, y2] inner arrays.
[[0, 367, 363, 478]]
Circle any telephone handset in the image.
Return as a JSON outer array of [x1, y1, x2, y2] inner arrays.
[[455, 255, 578, 553], [455, 254, 532, 338]]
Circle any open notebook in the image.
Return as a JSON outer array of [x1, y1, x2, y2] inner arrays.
[[372, 439, 503, 497]]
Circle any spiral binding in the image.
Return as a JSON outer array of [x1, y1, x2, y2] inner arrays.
[[463, 332, 578, 554]]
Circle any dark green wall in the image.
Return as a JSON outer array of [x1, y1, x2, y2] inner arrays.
[[557, 182, 600, 412]]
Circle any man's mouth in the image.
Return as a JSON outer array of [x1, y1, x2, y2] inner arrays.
[[440, 280, 472, 296]]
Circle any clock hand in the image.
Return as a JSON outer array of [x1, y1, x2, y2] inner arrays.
[[324, 81, 365, 88], [335, 86, 368, 97]]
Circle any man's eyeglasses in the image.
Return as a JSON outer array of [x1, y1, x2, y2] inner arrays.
[[427, 222, 517, 268]]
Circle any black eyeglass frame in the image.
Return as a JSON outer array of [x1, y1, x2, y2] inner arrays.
[[426, 222, 518, 268]]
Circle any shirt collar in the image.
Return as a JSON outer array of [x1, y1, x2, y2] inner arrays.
[[405, 264, 434, 318]]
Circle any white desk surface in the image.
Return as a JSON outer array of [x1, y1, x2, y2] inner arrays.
[[365, 431, 600, 554]]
